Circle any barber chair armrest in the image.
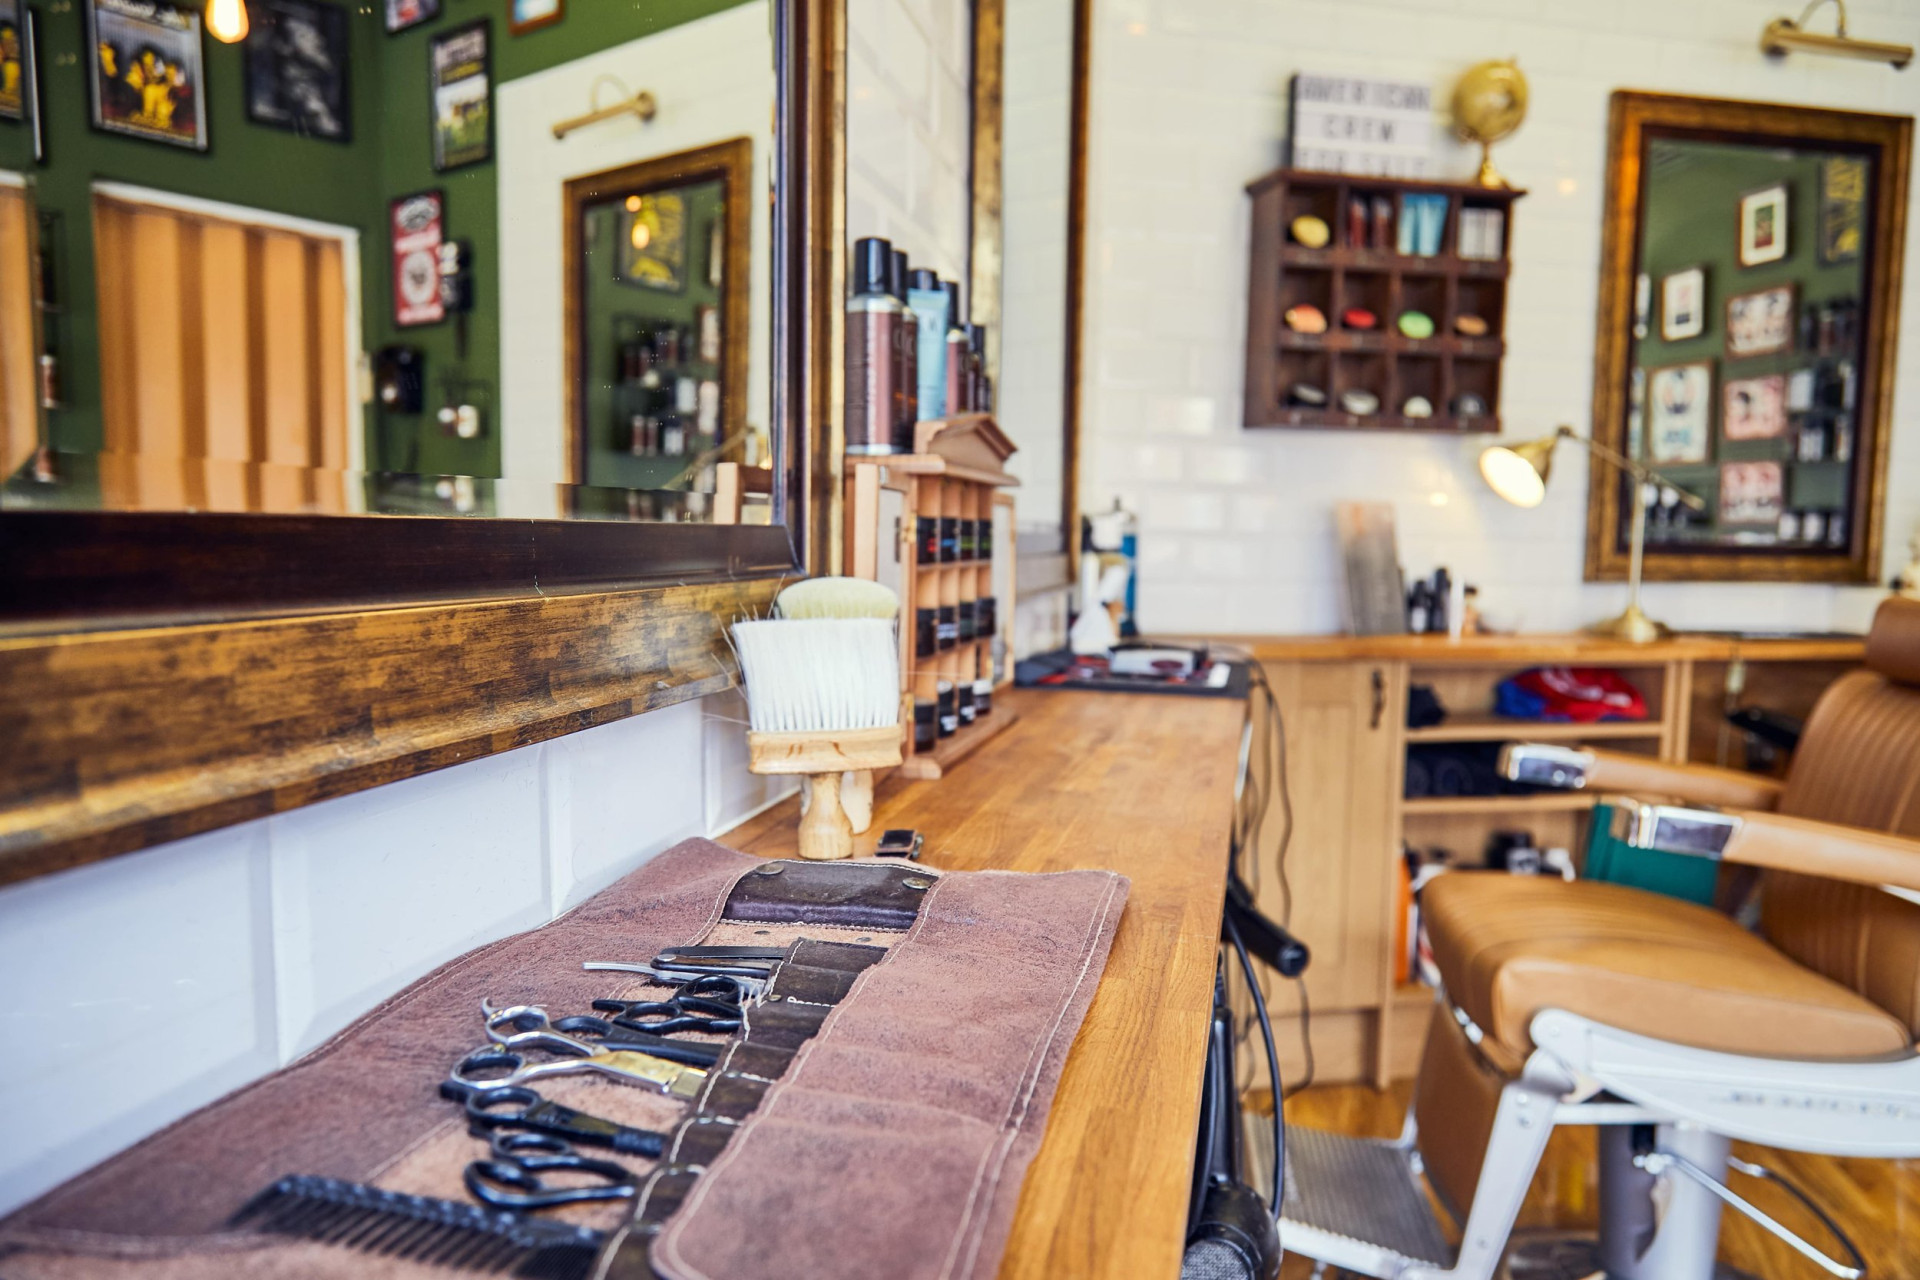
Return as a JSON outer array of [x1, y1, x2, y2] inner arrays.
[[1499, 744, 1785, 812], [1611, 801, 1920, 895]]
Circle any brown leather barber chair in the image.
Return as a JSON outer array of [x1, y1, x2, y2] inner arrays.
[[1281, 598, 1920, 1280]]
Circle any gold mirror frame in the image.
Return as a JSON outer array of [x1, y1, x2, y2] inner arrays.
[[1587, 90, 1911, 584]]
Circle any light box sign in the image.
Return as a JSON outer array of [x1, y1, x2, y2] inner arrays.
[[1289, 73, 1433, 178]]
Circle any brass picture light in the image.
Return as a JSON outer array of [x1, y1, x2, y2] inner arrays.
[[1479, 426, 1707, 644], [1762, 0, 1912, 69]]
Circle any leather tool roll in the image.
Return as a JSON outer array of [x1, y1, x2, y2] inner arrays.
[[0, 840, 1129, 1280]]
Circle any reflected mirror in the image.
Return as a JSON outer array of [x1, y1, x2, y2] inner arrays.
[[0, 0, 779, 524], [1589, 92, 1910, 583]]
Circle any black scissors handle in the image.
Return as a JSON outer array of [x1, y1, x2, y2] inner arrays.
[[464, 1132, 638, 1210], [549, 1015, 724, 1067], [460, 1084, 665, 1158], [592, 999, 742, 1037]]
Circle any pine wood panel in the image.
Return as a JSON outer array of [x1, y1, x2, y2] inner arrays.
[[1281, 1082, 1920, 1278], [1228, 631, 1867, 665], [0, 577, 781, 888], [0, 185, 37, 478], [721, 688, 1244, 1280]]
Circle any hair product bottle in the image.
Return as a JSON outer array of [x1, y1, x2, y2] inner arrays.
[[846, 237, 905, 454], [907, 267, 950, 426], [942, 280, 970, 417], [966, 323, 991, 413], [889, 247, 919, 451]]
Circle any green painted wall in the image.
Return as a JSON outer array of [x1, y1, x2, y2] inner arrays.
[[5, 0, 751, 480]]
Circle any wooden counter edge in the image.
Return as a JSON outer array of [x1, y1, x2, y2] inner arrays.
[[1214, 631, 1867, 664]]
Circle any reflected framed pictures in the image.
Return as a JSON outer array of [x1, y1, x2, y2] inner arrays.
[[86, 0, 207, 151], [429, 19, 491, 172], [1723, 373, 1787, 442], [1821, 156, 1867, 264], [619, 192, 688, 291], [1648, 361, 1712, 464], [1659, 266, 1705, 341], [1726, 283, 1796, 359], [1738, 182, 1789, 267], [0, 0, 23, 122], [1720, 461, 1784, 525], [509, 0, 564, 35], [245, 0, 350, 143], [385, 0, 439, 34]]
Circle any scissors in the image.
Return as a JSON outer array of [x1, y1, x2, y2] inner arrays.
[[445, 1082, 666, 1158], [585, 961, 769, 1002], [464, 1130, 639, 1210], [482, 1001, 724, 1068], [580, 974, 750, 1037], [450, 1046, 708, 1100]]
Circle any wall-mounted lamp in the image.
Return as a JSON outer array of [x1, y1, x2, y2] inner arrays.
[[1479, 425, 1707, 644], [1762, 0, 1911, 70], [207, 0, 250, 43], [552, 76, 659, 140]]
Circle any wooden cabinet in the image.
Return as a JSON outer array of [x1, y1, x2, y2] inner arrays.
[[1238, 632, 1863, 1088]]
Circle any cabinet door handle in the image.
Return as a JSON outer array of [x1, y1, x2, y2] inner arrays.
[[1370, 669, 1385, 730]]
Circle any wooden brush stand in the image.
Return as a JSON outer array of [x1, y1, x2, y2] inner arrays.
[[845, 415, 1020, 780], [746, 724, 904, 860]]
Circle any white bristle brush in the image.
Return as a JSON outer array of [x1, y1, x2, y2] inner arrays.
[[732, 579, 904, 859]]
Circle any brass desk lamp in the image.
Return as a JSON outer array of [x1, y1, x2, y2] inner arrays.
[[1479, 425, 1707, 644]]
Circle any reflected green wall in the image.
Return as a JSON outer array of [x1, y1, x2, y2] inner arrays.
[[2, 0, 751, 480]]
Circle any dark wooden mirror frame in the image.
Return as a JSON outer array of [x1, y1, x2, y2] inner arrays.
[[562, 137, 755, 487], [0, 0, 847, 888], [965, 0, 1089, 588], [1587, 90, 1911, 584]]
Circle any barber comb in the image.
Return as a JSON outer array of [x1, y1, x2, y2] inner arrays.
[[230, 1174, 605, 1279]]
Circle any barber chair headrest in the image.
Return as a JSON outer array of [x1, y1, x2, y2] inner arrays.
[[1866, 597, 1920, 688]]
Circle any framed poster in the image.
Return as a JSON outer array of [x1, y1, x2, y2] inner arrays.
[[619, 191, 687, 291], [0, 0, 22, 122], [1738, 182, 1788, 267], [1726, 284, 1796, 359], [385, 0, 438, 34], [1720, 461, 1784, 525], [509, 0, 563, 35], [429, 19, 490, 171], [245, 0, 350, 143], [1722, 373, 1787, 442], [391, 190, 446, 327], [1820, 156, 1866, 265], [1659, 266, 1705, 341], [1647, 362, 1712, 464], [87, 0, 207, 151]]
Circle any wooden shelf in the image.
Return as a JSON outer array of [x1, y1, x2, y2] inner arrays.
[[1248, 409, 1499, 434], [1276, 331, 1506, 358], [1276, 245, 1509, 278], [1405, 718, 1661, 744], [1401, 793, 1596, 816], [897, 706, 1019, 780]]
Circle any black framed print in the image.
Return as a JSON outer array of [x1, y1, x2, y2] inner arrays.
[[428, 19, 491, 172], [245, 0, 350, 143], [0, 0, 23, 123], [86, 0, 208, 151]]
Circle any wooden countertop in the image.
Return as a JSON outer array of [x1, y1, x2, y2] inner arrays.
[[720, 687, 1246, 1280], [1215, 630, 1866, 664]]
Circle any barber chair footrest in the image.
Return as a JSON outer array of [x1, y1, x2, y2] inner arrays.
[[1279, 1127, 1453, 1271], [1496, 1232, 1758, 1280]]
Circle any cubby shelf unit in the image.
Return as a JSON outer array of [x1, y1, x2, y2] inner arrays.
[[1242, 169, 1525, 433]]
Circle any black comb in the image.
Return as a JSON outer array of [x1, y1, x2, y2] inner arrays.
[[230, 1174, 607, 1279]]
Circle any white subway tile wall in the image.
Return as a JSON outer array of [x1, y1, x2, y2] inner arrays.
[[1079, 0, 1920, 636]]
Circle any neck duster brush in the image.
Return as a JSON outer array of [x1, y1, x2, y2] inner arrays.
[[732, 578, 904, 860]]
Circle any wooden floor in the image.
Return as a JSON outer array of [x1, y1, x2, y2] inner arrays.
[[1278, 1083, 1920, 1278]]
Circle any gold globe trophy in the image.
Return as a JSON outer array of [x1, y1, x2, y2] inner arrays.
[[1451, 59, 1528, 189]]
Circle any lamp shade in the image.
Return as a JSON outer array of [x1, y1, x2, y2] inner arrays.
[[208, 0, 250, 42], [1478, 434, 1559, 508]]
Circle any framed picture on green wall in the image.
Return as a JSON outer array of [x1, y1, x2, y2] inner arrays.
[[86, 0, 208, 152], [0, 0, 23, 122], [385, 0, 439, 34], [1737, 182, 1788, 267], [429, 19, 491, 172], [509, 0, 563, 36], [245, 0, 350, 143], [1820, 156, 1867, 265]]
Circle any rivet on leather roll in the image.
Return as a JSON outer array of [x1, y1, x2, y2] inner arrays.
[[903, 878, 931, 890], [754, 864, 784, 876]]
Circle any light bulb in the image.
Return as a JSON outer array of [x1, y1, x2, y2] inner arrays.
[[208, 0, 250, 43], [630, 221, 650, 250]]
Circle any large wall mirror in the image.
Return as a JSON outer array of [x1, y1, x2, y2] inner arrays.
[[972, 0, 1085, 577], [0, 0, 832, 622], [1588, 91, 1911, 583]]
